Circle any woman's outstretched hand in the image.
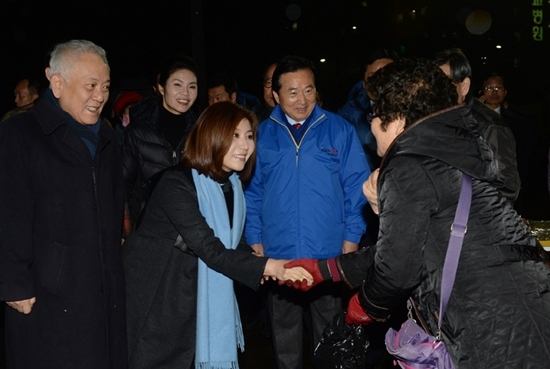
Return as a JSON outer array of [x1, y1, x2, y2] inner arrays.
[[282, 259, 324, 291], [263, 259, 313, 286]]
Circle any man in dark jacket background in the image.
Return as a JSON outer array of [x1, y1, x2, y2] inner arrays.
[[1, 78, 41, 123], [337, 49, 398, 172], [435, 48, 520, 203], [0, 40, 127, 369], [480, 73, 538, 214]]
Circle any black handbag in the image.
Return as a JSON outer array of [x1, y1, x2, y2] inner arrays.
[[313, 310, 370, 369]]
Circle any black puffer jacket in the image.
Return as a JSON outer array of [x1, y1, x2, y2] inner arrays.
[[338, 106, 550, 368], [121, 97, 198, 223]]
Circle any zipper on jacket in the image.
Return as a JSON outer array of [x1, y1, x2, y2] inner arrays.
[[172, 150, 177, 165], [265, 113, 326, 258], [92, 162, 110, 353], [272, 113, 325, 167], [92, 165, 96, 188]]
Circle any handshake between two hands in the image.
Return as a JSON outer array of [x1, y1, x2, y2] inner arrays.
[[265, 258, 374, 326], [261, 258, 317, 288]]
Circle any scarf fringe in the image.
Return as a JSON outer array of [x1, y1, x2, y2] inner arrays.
[[196, 361, 239, 369], [236, 319, 244, 352]]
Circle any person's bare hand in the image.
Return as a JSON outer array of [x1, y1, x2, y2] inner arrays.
[[342, 240, 358, 254], [363, 168, 380, 215], [280, 266, 313, 285], [264, 259, 313, 286], [251, 243, 264, 257], [6, 297, 36, 314]]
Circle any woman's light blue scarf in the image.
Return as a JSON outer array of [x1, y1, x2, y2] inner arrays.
[[192, 169, 245, 369]]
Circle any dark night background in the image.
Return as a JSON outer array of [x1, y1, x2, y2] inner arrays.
[[2, 0, 548, 112], [2, 0, 549, 218], [0, 0, 548, 179], [1, 1, 550, 367], [0, 0, 550, 211]]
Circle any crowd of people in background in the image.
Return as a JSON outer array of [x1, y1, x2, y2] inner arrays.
[[1, 38, 549, 369]]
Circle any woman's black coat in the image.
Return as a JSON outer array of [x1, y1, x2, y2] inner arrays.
[[120, 97, 198, 223], [0, 98, 127, 369], [123, 164, 267, 369], [337, 106, 550, 368]]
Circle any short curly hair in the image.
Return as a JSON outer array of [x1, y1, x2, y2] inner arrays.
[[366, 58, 458, 131]]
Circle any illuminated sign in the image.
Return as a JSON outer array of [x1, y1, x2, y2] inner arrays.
[[532, 0, 544, 41]]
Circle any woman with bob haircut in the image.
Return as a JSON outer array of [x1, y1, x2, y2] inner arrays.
[[286, 58, 550, 368], [123, 101, 312, 369]]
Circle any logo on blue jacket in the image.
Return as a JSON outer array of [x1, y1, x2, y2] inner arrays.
[[319, 146, 339, 156]]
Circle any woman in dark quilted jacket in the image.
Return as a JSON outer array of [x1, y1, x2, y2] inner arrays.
[[287, 58, 550, 368], [121, 57, 201, 225]]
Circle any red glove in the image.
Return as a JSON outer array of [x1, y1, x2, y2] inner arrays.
[[345, 293, 374, 326], [283, 259, 324, 291], [279, 278, 311, 291]]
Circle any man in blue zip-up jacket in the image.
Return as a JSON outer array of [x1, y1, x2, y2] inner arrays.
[[245, 55, 370, 369]]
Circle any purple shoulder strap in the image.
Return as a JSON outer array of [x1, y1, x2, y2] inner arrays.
[[438, 173, 472, 328]]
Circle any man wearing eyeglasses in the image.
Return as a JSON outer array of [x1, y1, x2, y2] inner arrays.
[[480, 75, 507, 112], [256, 62, 277, 122]]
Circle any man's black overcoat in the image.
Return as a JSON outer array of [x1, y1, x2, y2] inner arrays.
[[0, 98, 127, 369]]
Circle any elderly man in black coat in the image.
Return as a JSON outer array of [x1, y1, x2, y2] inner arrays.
[[0, 40, 127, 369]]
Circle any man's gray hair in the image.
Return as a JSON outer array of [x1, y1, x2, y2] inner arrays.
[[49, 40, 109, 79]]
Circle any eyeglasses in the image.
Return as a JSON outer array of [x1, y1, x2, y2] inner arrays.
[[484, 85, 504, 92], [263, 79, 272, 88], [366, 113, 378, 125]]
